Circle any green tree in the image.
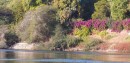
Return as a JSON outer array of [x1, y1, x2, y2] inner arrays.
[[125, 1, 130, 18], [0, 0, 13, 25], [53, 24, 65, 41], [52, 24, 81, 50], [7, 0, 44, 23], [52, 24, 67, 50], [108, 0, 128, 20], [92, 0, 110, 19], [0, 0, 10, 7], [52, 0, 81, 24], [16, 5, 57, 43]]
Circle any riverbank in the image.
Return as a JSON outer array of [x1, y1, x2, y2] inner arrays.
[[0, 25, 130, 53], [64, 29, 130, 53], [91, 29, 130, 53]]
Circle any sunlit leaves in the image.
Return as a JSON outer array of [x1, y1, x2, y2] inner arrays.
[[108, 0, 128, 20], [92, 0, 110, 19]]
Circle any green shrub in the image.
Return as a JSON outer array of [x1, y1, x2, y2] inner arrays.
[[51, 24, 81, 50], [98, 30, 108, 39], [66, 35, 81, 48], [52, 36, 81, 51], [81, 37, 103, 51], [16, 5, 57, 43], [53, 39, 67, 50], [51, 24, 66, 50], [73, 26, 90, 39]]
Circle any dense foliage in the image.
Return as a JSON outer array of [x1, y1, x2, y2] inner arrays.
[[108, 0, 128, 20], [52, 0, 81, 24], [51, 24, 81, 50], [16, 5, 57, 43], [1, 0, 130, 50], [7, 0, 44, 22], [73, 19, 130, 37], [92, 0, 110, 19]]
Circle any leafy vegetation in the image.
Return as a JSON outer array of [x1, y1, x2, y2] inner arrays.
[[80, 37, 103, 51], [51, 24, 81, 50], [98, 30, 108, 39], [52, 0, 81, 24], [108, 0, 128, 20], [16, 5, 57, 43], [7, 0, 44, 23], [92, 0, 110, 19], [73, 26, 90, 39], [1, 0, 130, 51]]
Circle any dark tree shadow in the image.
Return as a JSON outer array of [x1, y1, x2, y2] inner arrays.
[[80, 0, 97, 20], [4, 33, 20, 47], [0, 7, 14, 24]]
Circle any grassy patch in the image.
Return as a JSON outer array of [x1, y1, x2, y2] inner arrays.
[[98, 30, 108, 39], [80, 37, 103, 51], [125, 36, 130, 42]]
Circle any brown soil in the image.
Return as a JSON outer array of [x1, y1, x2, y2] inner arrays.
[[92, 29, 130, 53], [65, 29, 130, 53]]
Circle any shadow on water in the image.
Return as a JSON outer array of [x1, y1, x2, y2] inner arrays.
[[0, 49, 129, 63]]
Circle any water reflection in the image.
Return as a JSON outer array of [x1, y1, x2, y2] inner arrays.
[[0, 49, 129, 63]]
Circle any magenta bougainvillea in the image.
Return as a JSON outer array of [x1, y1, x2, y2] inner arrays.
[[93, 19, 107, 31], [111, 21, 123, 32], [74, 20, 92, 28], [122, 19, 130, 30], [74, 19, 107, 31], [73, 18, 130, 34]]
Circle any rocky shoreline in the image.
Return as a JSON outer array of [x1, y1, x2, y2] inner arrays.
[[1, 41, 130, 53]]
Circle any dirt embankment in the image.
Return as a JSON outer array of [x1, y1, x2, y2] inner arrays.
[[0, 25, 130, 53], [91, 29, 130, 53], [64, 29, 130, 52]]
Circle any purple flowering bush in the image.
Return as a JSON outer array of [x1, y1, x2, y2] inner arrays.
[[111, 21, 123, 32], [74, 19, 107, 31], [92, 19, 101, 30], [122, 19, 130, 30], [72, 18, 130, 37], [74, 20, 92, 28], [73, 20, 92, 38], [93, 19, 107, 31], [84, 19, 93, 28]]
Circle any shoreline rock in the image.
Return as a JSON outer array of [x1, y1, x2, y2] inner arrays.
[[11, 42, 42, 50]]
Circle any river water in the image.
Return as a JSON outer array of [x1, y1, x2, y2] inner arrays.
[[0, 49, 129, 63]]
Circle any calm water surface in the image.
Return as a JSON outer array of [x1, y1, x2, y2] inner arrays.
[[0, 49, 129, 63]]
